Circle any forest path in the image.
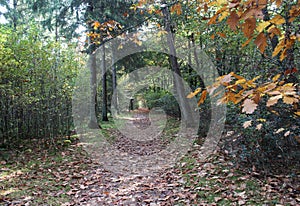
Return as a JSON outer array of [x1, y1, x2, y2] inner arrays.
[[70, 112, 195, 205]]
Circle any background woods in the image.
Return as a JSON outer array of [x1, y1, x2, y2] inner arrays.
[[0, 0, 299, 205]]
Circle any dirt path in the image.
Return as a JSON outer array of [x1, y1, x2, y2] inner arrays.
[[68, 113, 299, 205], [70, 113, 195, 205]]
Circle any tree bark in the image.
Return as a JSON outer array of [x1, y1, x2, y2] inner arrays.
[[101, 45, 109, 121], [111, 43, 119, 114], [161, 3, 194, 127], [88, 51, 99, 128]]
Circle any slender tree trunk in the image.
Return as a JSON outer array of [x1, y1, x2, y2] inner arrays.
[[101, 45, 108, 121], [161, 3, 194, 127], [88, 51, 99, 128], [12, 0, 18, 29], [111, 43, 119, 114]]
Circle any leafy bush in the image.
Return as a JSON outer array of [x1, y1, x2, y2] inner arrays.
[[143, 89, 180, 117]]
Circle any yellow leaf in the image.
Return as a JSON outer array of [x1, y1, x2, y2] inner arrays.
[[294, 112, 300, 116], [266, 94, 282, 107], [269, 14, 286, 25], [219, 11, 229, 22], [243, 120, 252, 128], [275, 128, 285, 134], [235, 78, 247, 85], [231, 73, 244, 80], [256, 21, 271, 33], [272, 39, 285, 57], [257, 118, 266, 122], [272, 74, 281, 82], [242, 99, 258, 114], [216, 0, 227, 6], [187, 88, 202, 98], [280, 48, 288, 61], [256, 123, 263, 130], [247, 75, 261, 88], [283, 96, 298, 105]]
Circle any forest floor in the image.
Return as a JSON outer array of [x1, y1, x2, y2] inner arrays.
[[0, 113, 299, 205]]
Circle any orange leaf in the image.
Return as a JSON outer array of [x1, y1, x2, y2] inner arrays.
[[242, 99, 258, 114], [275, 0, 282, 7], [187, 88, 202, 98], [242, 36, 254, 47], [198, 90, 208, 106], [217, 32, 226, 38], [208, 13, 219, 25], [252, 92, 261, 104]]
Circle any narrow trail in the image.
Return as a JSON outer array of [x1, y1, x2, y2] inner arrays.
[[71, 112, 196, 205]]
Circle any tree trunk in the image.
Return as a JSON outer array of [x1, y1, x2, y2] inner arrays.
[[161, 3, 194, 127], [111, 43, 119, 114], [101, 45, 109, 121], [88, 51, 99, 128]]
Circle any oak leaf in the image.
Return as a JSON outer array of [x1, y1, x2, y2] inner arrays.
[[256, 123, 263, 130], [243, 120, 252, 128], [266, 95, 282, 107], [283, 96, 298, 105], [242, 99, 258, 114]]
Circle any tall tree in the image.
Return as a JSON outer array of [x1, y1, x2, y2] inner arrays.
[[161, 2, 194, 127]]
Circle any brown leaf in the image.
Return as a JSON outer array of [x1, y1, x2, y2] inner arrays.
[[242, 18, 256, 38], [254, 32, 267, 53]]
